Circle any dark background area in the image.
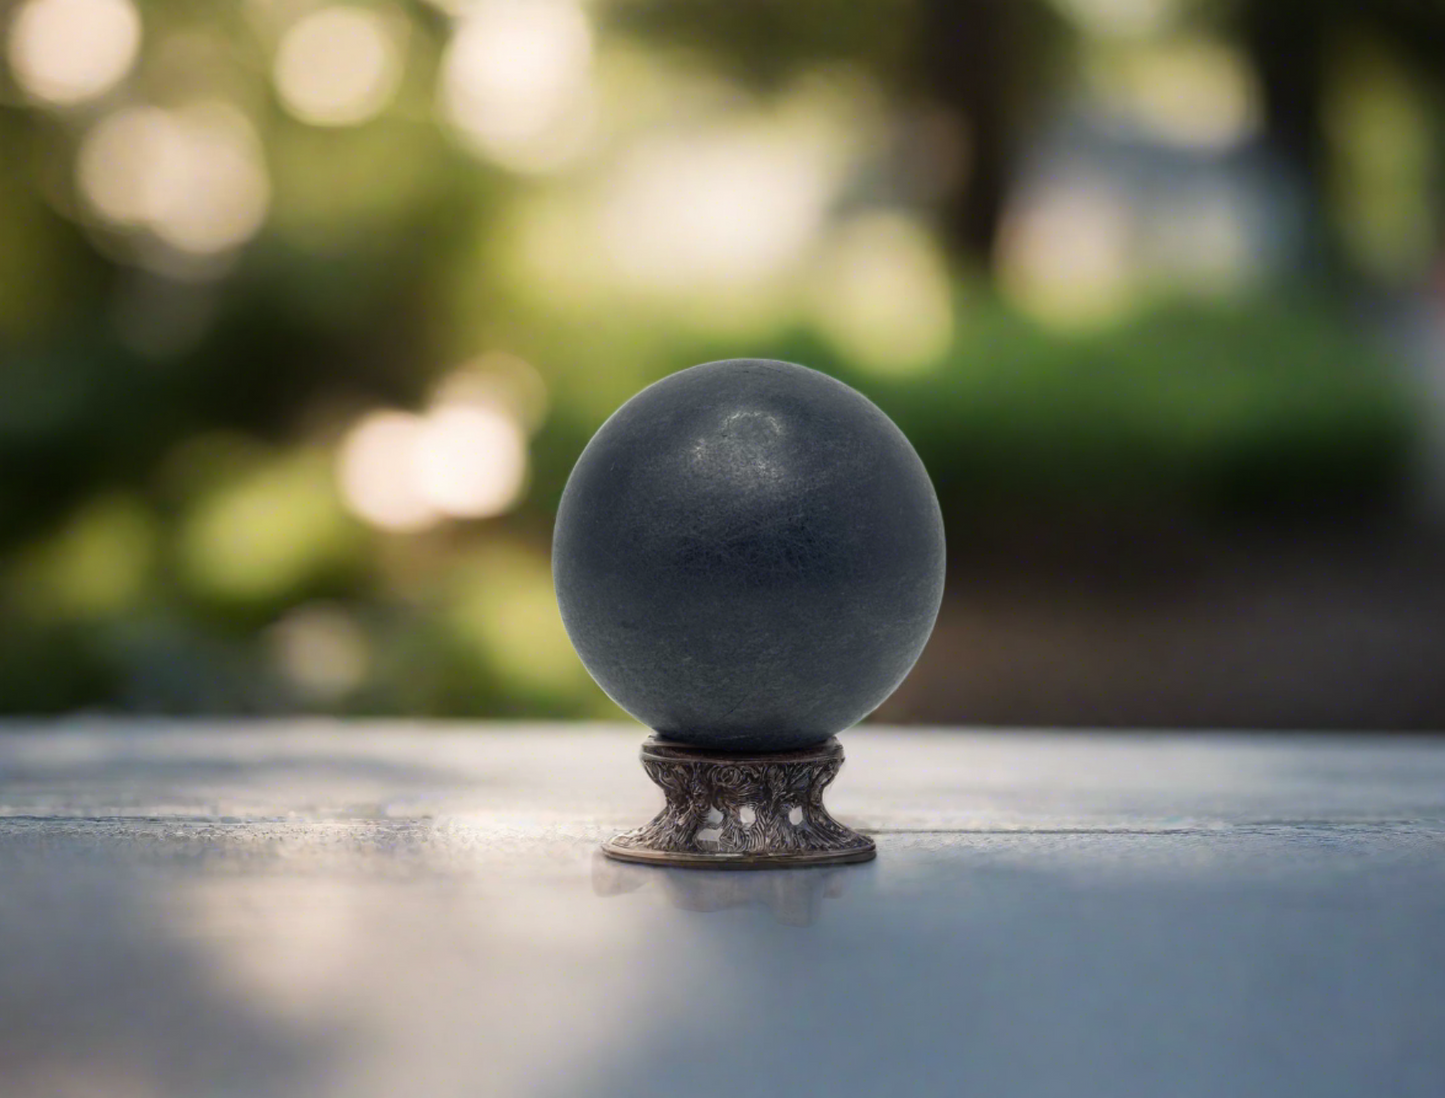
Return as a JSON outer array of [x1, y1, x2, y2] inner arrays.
[[3, 0, 1445, 727]]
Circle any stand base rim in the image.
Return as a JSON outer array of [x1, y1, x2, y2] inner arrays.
[[601, 836, 876, 870]]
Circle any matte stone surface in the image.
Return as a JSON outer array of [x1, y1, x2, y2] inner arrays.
[[553, 359, 946, 751], [1, 722, 1443, 1098]]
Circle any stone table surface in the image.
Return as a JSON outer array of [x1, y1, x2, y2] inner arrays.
[[1, 722, 1442, 1098]]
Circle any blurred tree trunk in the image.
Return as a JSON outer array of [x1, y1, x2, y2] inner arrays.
[[919, 0, 1012, 261], [1239, 0, 1339, 279], [1240, 0, 1445, 285]]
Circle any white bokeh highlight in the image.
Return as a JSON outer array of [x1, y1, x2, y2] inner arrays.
[[274, 7, 405, 127], [7, 0, 141, 106], [77, 102, 270, 259], [414, 404, 528, 520], [337, 411, 442, 533], [601, 129, 836, 290], [438, 0, 595, 172], [337, 375, 533, 532]]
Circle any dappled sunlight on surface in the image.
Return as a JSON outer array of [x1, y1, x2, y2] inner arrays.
[[2, 725, 1443, 1097]]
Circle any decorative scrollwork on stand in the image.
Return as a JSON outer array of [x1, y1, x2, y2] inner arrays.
[[603, 736, 875, 868]]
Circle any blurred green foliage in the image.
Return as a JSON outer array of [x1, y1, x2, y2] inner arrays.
[[0, 0, 1439, 716]]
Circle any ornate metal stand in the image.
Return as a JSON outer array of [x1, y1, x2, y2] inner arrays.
[[602, 736, 875, 869]]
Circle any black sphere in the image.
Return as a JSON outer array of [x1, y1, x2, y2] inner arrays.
[[553, 359, 945, 751]]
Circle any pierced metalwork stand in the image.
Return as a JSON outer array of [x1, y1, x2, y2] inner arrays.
[[602, 736, 876, 869]]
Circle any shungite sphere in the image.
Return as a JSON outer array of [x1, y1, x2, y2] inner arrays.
[[553, 359, 945, 751]]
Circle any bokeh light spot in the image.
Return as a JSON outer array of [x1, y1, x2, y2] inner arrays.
[[77, 102, 270, 260], [274, 6, 404, 127], [431, 352, 550, 435], [1050, 0, 1180, 40], [77, 106, 172, 227], [1093, 40, 1260, 151], [438, 0, 595, 172], [7, 0, 141, 106], [998, 176, 1135, 329], [337, 398, 530, 531], [269, 603, 369, 701], [601, 129, 834, 290], [337, 411, 441, 532], [414, 404, 528, 519]]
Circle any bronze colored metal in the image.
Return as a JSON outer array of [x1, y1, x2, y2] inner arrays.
[[602, 736, 876, 869]]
